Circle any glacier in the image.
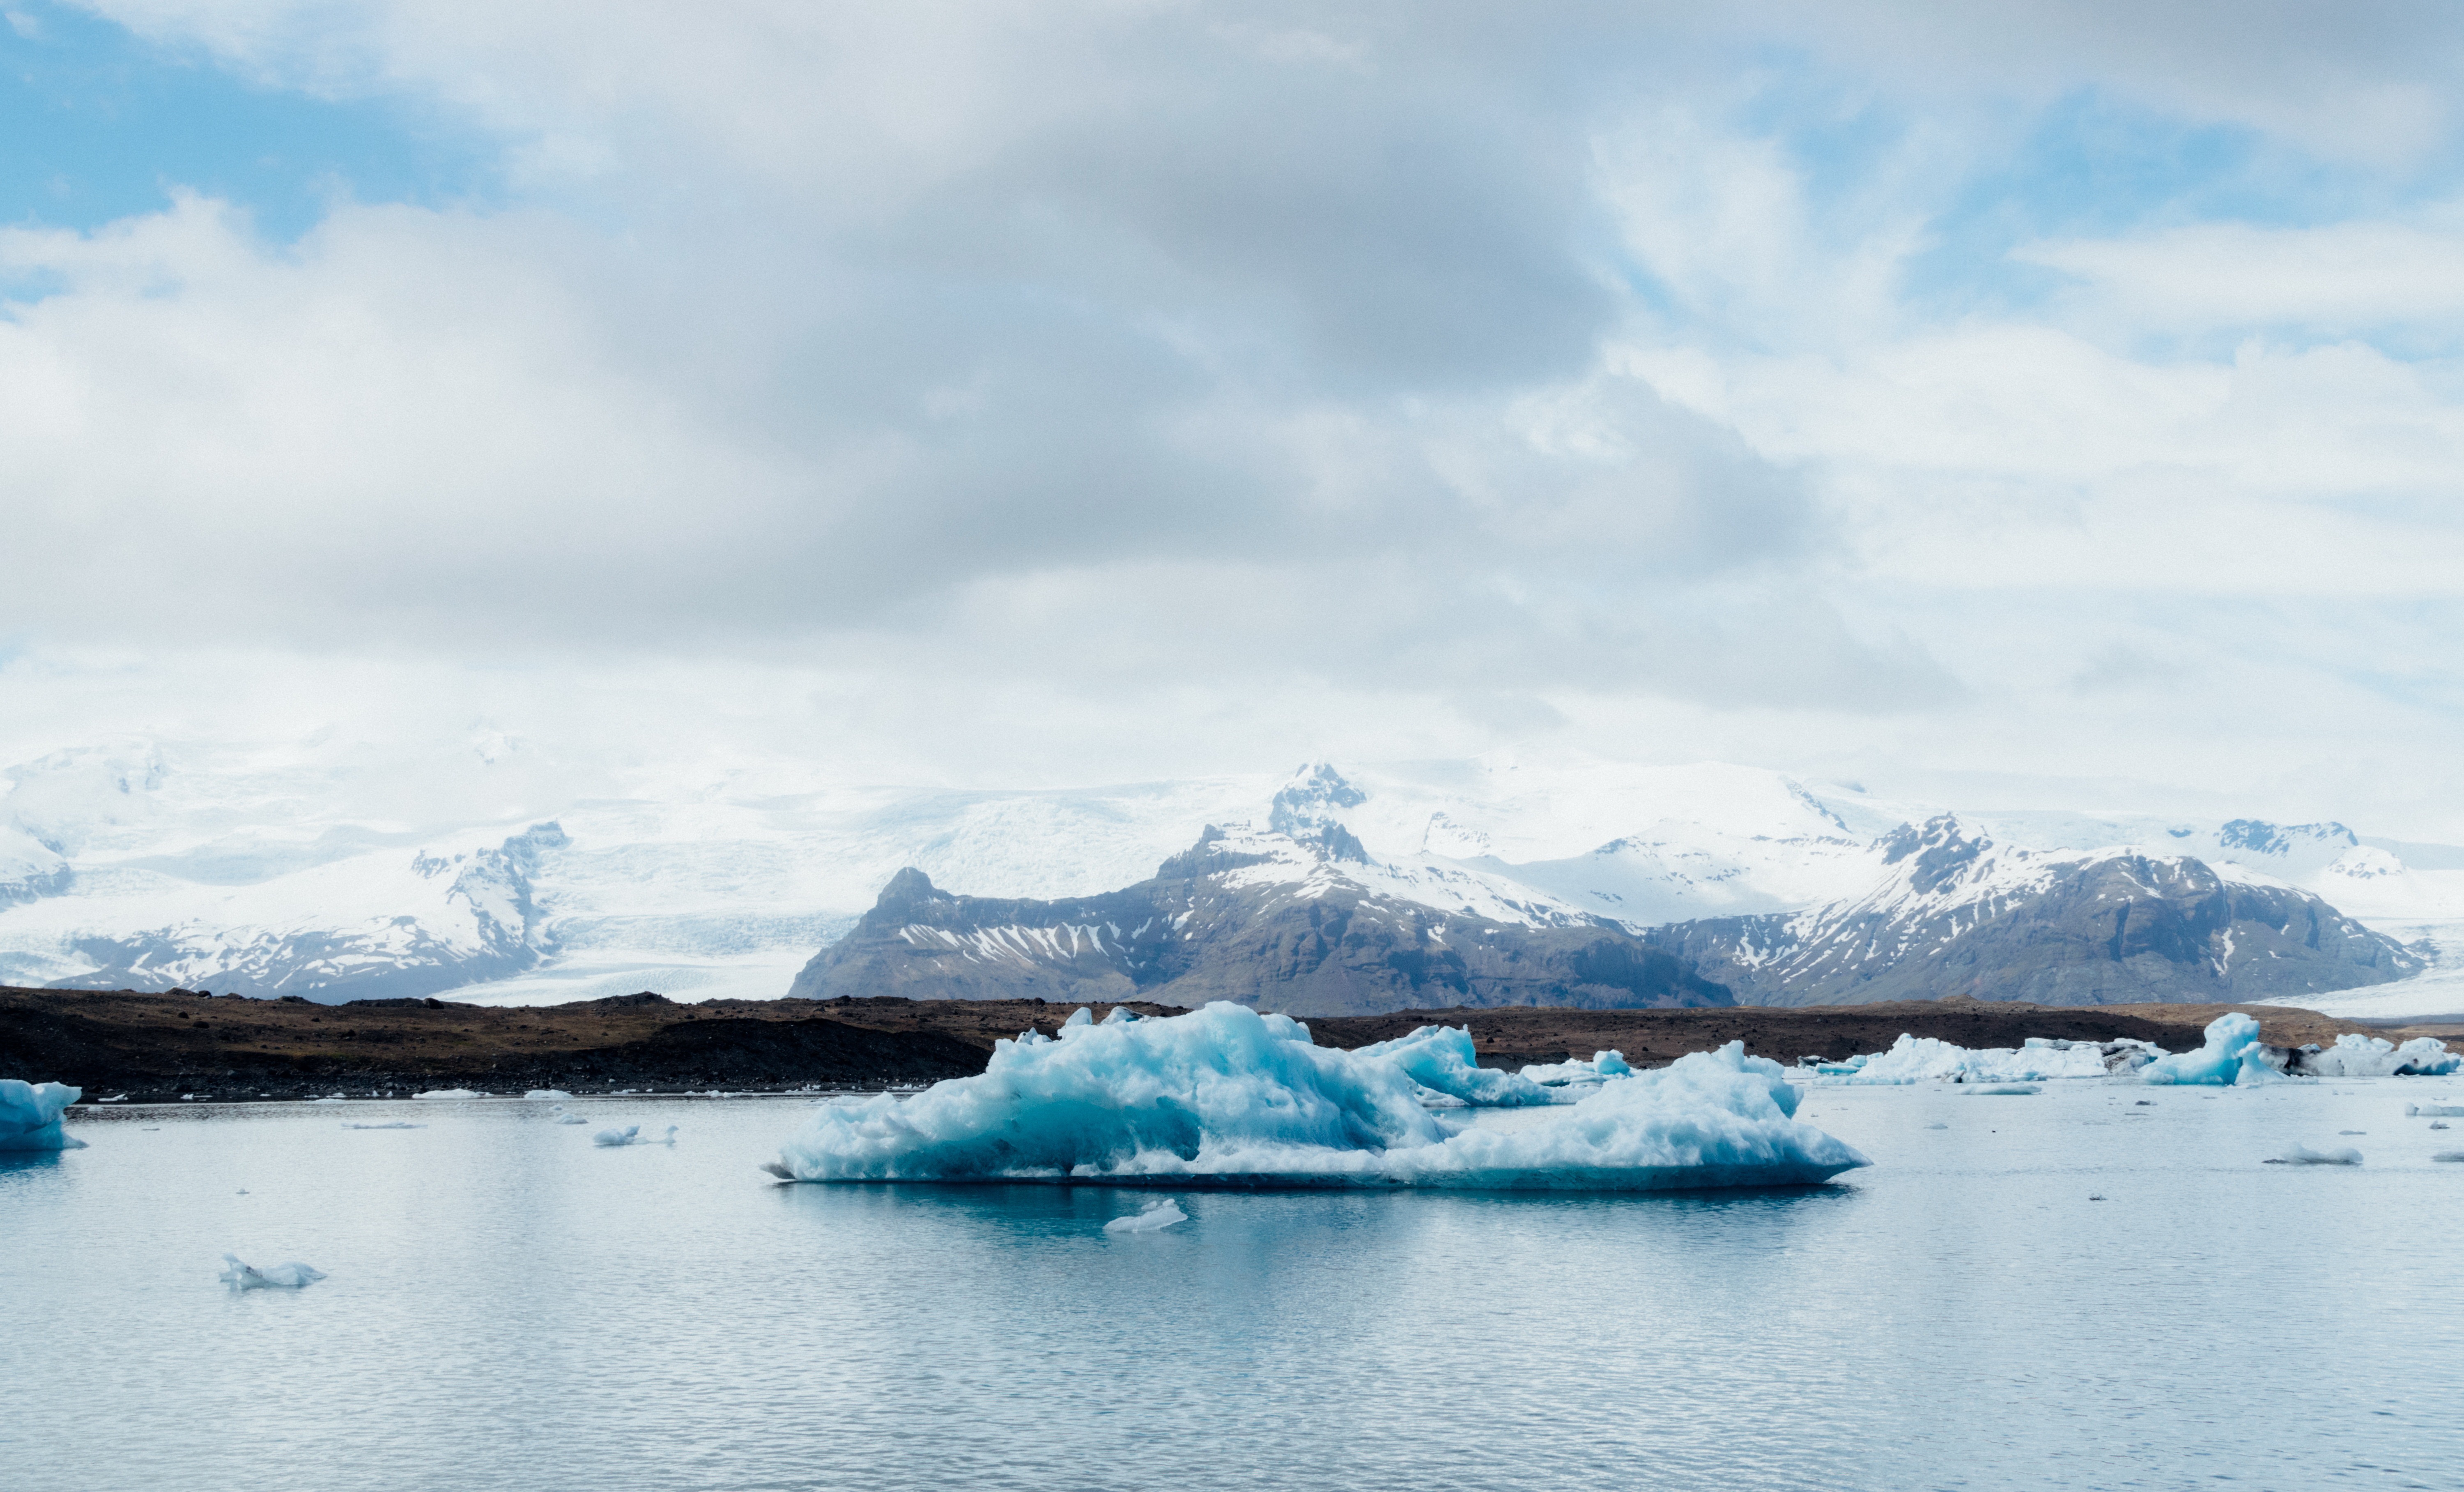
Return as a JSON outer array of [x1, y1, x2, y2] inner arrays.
[[2299, 1034, 2463, 1078], [2142, 1013, 2287, 1087], [1814, 1035, 2148, 1086], [0, 1079, 87, 1151], [770, 1002, 1868, 1190], [1351, 1025, 1553, 1106]]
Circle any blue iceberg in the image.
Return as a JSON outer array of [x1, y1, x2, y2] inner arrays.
[[770, 1002, 1868, 1190], [219, 1254, 326, 1290], [1351, 1024, 1552, 1106], [2142, 1013, 2288, 1087], [1518, 1050, 1636, 1087], [1, 1080, 87, 1151], [1817, 1035, 2144, 1085]]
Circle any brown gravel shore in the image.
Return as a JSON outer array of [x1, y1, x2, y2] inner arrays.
[[3, 984, 2451, 1102]]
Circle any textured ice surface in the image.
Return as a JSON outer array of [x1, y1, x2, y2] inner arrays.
[[772, 1002, 1868, 1190], [2302, 1035, 2462, 1078], [1518, 1050, 1634, 1087], [1103, 1200, 1188, 1234], [2267, 1145, 2362, 1166], [0, 1080, 87, 1151], [219, 1254, 326, 1289], [1818, 1035, 2134, 1085], [593, 1124, 677, 1147], [1353, 1025, 1552, 1106], [2143, 1014, 2286, 1087]]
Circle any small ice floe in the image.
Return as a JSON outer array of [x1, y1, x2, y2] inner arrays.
[[415, 1089, 481, 1101], [2432, 1121, 2451, 1131], [2265, 1145, 2362, 1166], [1, 1080, 88, 1151], [2405, 1103, 2464, 1118], [2339, 1130, 2367, 1136], [1923, 1121, 1949, 1130], [342, 1121, 425, 1131], [220, 1254, 325, 1290], [553, 1109, 589, 1125], [524, 1089, 574, 1101], [1104, 1200, 1188, 1234], [98, 1095, 126, 1103], [2088, 1193, 2106, 1201], [310, 1095, 347, 1104], [1962, 1084, 2041, 1096], [2434, 1152, 2464, 1163], [593, 1124, 678, 1147]]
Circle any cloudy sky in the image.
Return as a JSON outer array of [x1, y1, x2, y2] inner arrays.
[[5, 1, 2464, 833]]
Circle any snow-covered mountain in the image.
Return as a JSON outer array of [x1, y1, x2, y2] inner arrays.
[[3, 738, 2461, 1011], [1643, 816, 2420, 1007]]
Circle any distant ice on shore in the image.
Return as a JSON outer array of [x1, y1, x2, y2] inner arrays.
[[1814, 1035, 2148, 1086], [770, 1002, 1868, 1190], [1, 1080, 87, 1151], [415, 1089, 482, 1101]]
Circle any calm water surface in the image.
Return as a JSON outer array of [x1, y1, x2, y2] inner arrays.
[[6, 1079, 2463, 1491]]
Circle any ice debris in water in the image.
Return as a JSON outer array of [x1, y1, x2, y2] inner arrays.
[[594, 1124, 678, 1148], [415, 1089, 482, 1101], [1351, 1025, 1552, 1106], [0, 1080, 87, 1151], [1961, 1084, 2041, 1096], [1517, 1050, 1635, 1087], [2142, 1014, 2287, 1087], [1924, 1121, 1949, 1130], [2405, 1103, 2464, 1118], [220, 1254, 326, 1290], [2301, 1034, 2462, 1078], [342, 1121, 424, 1130], [770, 1001, 1868, 1190], [525, 1089, 575, 1101], [1103, 1200, 1188, 1234], [1816, 1036, 2151, 1085], [2434, 1152, 2464, 1163], [2265, 1145, 2361, 1166]]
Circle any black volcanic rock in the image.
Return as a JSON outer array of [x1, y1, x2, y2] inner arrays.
[[1645, 815, 2421, 1007], [790, 828, 1733, 1018]]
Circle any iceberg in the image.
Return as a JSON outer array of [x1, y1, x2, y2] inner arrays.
[[1518, 1050, 1635, 1087], [415, 1089, 481, 1101], [1103, 1199, 1188, 1234], [2404, 1103, 2464, 1118], [219, 1254, 326, 1290], [1, 1080, 87, 1151], [770, 1001, 1868, 1191], [1961, 1084, 2041, 1096], [594, 1124, 677, 1147], [2301, 1034, 2462, 1078], [2142, 1014, 2287, 1087], [1817, 1035, 2139, 1086], [524, 1089, 576, 1101], [2265, 1145, 2361, 1166], [1351, 1025, 1552, 1106]]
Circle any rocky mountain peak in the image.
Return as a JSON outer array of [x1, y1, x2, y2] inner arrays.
[[1878, 813, 1991, 894], [1269, 762, 1370, 863]]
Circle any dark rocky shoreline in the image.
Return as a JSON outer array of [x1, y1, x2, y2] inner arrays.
[[4, 983, 2450, 1103]]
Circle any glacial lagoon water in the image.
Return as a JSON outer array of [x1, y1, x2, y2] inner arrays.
[[7, 1079, 2464, 1492]]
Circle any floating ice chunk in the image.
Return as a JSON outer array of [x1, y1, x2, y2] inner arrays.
[[0, 1080, 87, 1151], [1961, 1084, 2041, 1096], [2142, 1014, 2287, 1087], [554, 1111, 589, 1125], [594, 1124, 678, 1147], [1818, 1035, 2135, 1086], [770, 1002, 1867, 1190], [2432, 1121, 2451, 1131], [1924, 1121, 1949, 1130], [2434, 1152, 2464, 1163], [1519, 1050, 1635, 1087], [1354, 1025, 1551, 1106], [2302, 1034, 2463, 1078], [342, 1121, 424, 1130], [2404, 1103, 2464, 1118], [2265, 1145, 2361, 1166], [414, 1089, 481, 1101], [524, 1089, 575, 1101], [1103, 1200, 1188, 1234], [309, 1095, 347, 1104], [220, 1254, 326, 1290]]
